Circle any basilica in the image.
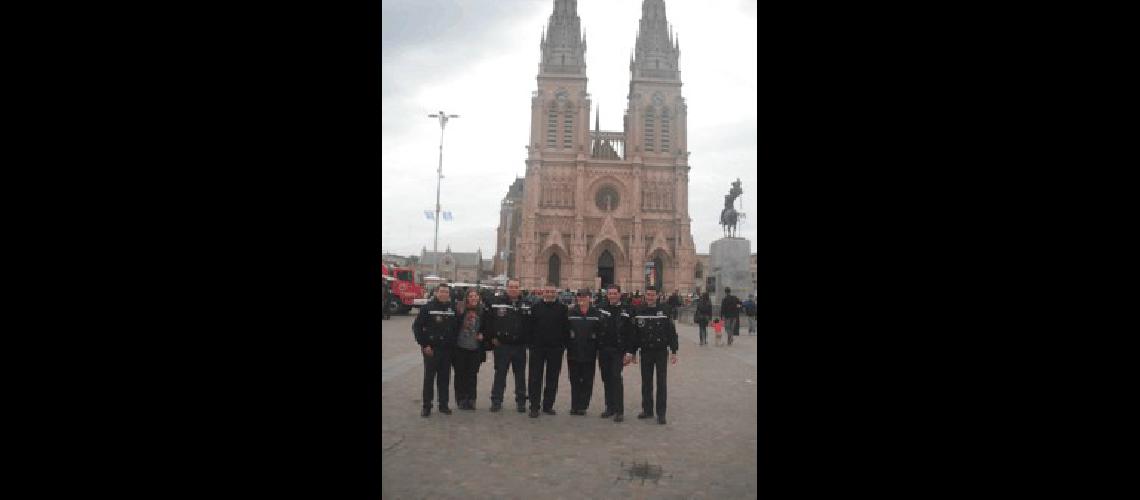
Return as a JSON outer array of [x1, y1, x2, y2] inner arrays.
[[492, 0, 696, 294]]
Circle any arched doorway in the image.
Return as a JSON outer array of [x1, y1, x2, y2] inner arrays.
[[548, 254, 561, 287], [597, 250, 614, 289]]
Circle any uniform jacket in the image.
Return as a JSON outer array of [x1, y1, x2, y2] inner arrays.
[[484, 295, 533, 346], [630, 302, 679, 354], [529, 300, 570, 348], [566, 305, 603, 362], [412, 298, 459, 349], [598, 303, 634, 353]]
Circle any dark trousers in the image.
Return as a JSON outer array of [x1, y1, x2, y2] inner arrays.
[[527, 346, 564, 410], [451, 348, 481, 405], [640, 349, 669, 417], [724, 317, 738, 344], [567, 359, 596, 411], [598, 347, 625, 414], [422, 347, 452, 408], [491, 344, 527, 405]]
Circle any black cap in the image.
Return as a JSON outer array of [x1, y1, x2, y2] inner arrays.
[[576, 289, 591, 297]]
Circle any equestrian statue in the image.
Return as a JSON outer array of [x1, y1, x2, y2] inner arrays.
[[719, 178, 744, 238]]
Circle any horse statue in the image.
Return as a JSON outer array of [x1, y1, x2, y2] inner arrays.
[[719, 179, 744, 237]]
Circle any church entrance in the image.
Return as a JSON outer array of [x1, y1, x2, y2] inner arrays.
[[597, 250, 615, 289]]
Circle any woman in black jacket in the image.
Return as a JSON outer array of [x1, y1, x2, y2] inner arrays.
[[694, 292, 713, 346]]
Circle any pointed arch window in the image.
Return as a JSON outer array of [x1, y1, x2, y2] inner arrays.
[[546, 108, 558, 148], [660, 109, 671, 153], [563, 109, 575, 149], [548, 253, 561, 287]]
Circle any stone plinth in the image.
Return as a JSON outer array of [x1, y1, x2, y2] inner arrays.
[[708, 237, 751, 313]]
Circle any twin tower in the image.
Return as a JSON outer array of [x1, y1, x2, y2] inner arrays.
[[493, 0, 697, 294]]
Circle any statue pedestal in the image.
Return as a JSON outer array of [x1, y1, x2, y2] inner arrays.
[[708, 237, 752, 313]]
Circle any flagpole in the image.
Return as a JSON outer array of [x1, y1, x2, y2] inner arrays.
[[428, 111, 459, 278]]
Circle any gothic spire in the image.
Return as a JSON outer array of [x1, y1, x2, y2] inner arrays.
[[631, 0, 680, 81], [594, 104, 600, 132], [538, 0, 586, 76]]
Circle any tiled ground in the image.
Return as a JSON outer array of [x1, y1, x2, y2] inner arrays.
[[381, 313, 757, 499]]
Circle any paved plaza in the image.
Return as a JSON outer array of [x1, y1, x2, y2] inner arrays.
[[381, 313, 758, 499]]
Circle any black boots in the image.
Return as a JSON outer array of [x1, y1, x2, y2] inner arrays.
[[438, 406, 452, 414], [421, 407, 431, 417], [637, 412, 653, 419], [657, 416, 667, 425], [613, 414, 624, 422], [490, 402, 502, 412], [600, 410, 615, 418], [517, 403, 527, 413], [528, 409, 540, 418]]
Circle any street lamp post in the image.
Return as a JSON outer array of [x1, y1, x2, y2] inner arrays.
[[427, 111, 459, 278]]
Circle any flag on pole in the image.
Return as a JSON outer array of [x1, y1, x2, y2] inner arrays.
[[442, 211, 453, 221], [424, 211, 434, 220]]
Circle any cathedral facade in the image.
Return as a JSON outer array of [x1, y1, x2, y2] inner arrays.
[[493, 0, 696, 294]]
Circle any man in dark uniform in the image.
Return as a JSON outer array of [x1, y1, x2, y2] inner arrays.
[[597, 285, 634, 422], [630, 287, 679, 424], [412, 284, 458, 417], [485, 278, 531, 413], [566, 289, 602, 416], [526, 286, 570, 418]]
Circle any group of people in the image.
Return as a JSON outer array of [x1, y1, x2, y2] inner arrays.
[[412, 279, 679, 424], [691, 287, 756, 346]]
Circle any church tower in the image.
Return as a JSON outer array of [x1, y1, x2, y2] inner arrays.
[[505, 0, 695, 293]]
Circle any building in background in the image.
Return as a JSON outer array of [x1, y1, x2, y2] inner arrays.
[[416, 246, 486, 283], [494, 0, 697, 293], [694, 253, 757, 297]]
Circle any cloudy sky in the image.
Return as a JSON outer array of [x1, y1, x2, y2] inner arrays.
[[382, 0, 757, 258]]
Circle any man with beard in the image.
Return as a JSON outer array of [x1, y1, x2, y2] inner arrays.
[[485, 278, 531, 413], [526, 286, 570, 418]]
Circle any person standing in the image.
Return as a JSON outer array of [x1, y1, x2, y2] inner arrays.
[[566, 290, 602, 416], [526, 287, 570, 418], [452, 289, 487, 410], [412, 284, 458, 417], [720, 287, 742, 346], [630, 287, 678, 424], [597, 285, 633, 422], [486, 278, 531, 413], [694, 292, 712, 346], [667, 290, 682, 320], [743, 294, 757, 335]]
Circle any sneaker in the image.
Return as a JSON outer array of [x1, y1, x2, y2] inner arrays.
[[637, 412, 653, 419], [421, 407, 431, 417], [528, 409, 540, 418], [613, 414, 624, 422]]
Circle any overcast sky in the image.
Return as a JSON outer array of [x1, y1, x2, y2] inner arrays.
[[382, 0, 757, 258]]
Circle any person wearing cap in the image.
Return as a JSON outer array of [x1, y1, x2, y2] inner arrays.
[[629, 287, 679, 424], [566, 289, 603, 415], [526, 286, 570, 418], [598, 285, 634, 422], [485, 278, 531, 413], [412, 283, 458, 417]]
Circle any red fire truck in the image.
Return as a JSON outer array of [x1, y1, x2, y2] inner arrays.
[[382, 264, 427, 315]]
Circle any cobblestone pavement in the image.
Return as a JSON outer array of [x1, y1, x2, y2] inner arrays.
[[381, 313, 757, 499]]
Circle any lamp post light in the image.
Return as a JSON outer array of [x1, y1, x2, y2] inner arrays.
[[427, 111, 459, 278]]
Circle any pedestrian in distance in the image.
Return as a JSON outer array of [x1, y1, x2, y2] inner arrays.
[[630, 287, 678, 425], [743, 294, 757, 335], [694, 292, 712, 346], [452, 288, 488, 410], [486, 278, 531, 413], [712, 317, 724, 346], [526, 287, 570, 418], [720, 287, 742, 345], [668, 290, 682, 320], [412, 284, 458, 417], [566, 290, 602, 416]]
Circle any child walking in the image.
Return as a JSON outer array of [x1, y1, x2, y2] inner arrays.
[[712, 318, 724, 346]]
